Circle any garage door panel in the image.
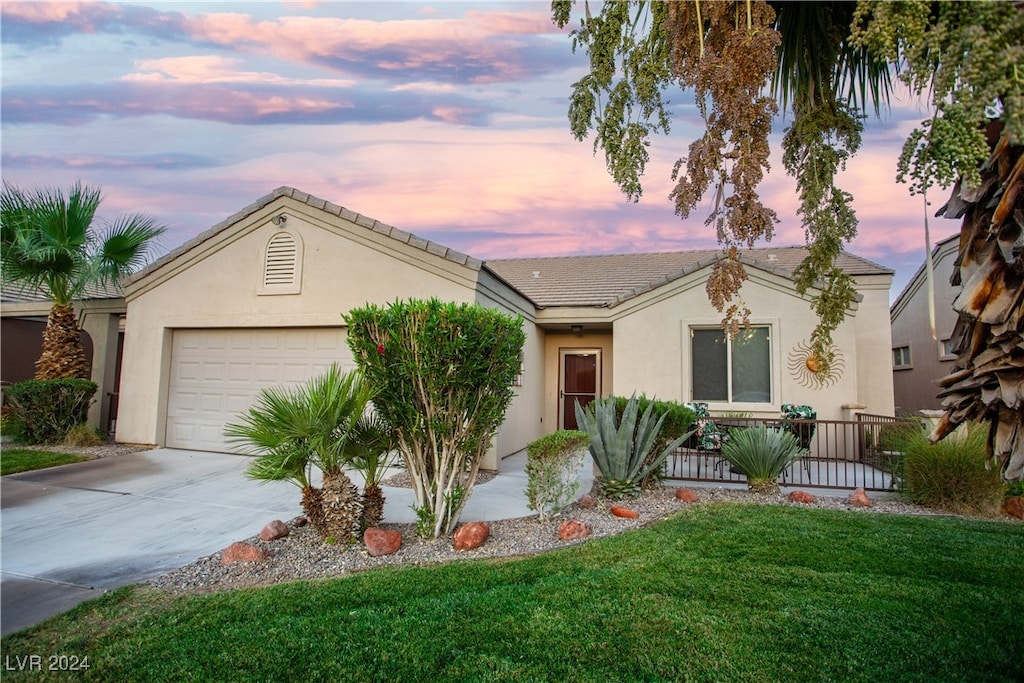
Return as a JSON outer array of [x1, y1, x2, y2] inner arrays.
[[166, 327, 350, 452]]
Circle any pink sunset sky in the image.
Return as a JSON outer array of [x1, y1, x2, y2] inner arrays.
[[1, 1, 958, 300]]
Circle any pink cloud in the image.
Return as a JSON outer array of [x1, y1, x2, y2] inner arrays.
[[123, 55, 354, 87]]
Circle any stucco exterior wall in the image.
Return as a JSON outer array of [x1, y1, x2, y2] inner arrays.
[[609, 267, 893, 420], [542, 331, 613, 430], [118, 196, 483, 450], [890, 239, 959, 413]]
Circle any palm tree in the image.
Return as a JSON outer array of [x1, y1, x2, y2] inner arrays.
[[0, 182, 164, 379], [345, 412, 400, 531], [225, 365, 376, 543]]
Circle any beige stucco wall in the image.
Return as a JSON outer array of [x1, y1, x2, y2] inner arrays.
[[119, 196, 491, 454], [607, 266, 894, 420], [542, 331, 613, 430]]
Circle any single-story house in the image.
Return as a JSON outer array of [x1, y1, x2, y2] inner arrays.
[[889, 233, 961, 414], [111, 187, 895, 470]]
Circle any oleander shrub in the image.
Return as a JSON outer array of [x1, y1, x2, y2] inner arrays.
[[900, 421, 1005, 516], [525, 430, 589, 521], [575, 394, 694, 500], [721, 424, 806, 494], [4, 379, 97, 444], [345, 299, 525, 538]]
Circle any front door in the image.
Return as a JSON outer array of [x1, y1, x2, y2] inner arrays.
[[560, 349, 600, 430]]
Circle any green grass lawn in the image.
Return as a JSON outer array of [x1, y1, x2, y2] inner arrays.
[[0, 448, 90, 475], [2, 504, 1021, 682]]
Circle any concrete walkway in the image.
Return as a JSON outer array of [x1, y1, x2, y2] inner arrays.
[[1, 448, 592, 635]]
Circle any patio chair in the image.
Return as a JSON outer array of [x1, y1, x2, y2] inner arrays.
[[781, 403, 816, 478], [684, 402, 726, 476]]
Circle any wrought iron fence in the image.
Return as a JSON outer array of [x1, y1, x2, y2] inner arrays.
[[665, 414, 921, 491]]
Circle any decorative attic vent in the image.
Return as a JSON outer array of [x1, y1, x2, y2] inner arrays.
[[259, 229, 303, 295]]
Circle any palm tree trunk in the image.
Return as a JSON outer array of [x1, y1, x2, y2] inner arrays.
[[360, 484, 386, 531], [932, 129, 1024, 481], [320, 470, 363, 543], [35, 303, 90, 380]]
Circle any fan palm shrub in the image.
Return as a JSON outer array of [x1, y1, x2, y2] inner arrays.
[[574, 394, 694, 500], [225, 365, 374, 542], [1, 182, 163, 379], [721, 424, 806, 494], [344, 412, 400, 531]]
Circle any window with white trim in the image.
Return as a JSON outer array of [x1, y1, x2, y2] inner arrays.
[[892, 345, 912, 369], [691, 326, 771, 403], [939, 338, 956, 360], [259, 230, 303, 295]]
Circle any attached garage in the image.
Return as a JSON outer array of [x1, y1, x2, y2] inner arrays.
[[165, 327, 352, 452]]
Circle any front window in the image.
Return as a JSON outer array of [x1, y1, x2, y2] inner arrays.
[[691, 327, 771, 403], [893, 345, 912, 369]]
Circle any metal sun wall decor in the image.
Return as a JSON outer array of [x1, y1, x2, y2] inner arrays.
[[788, 341, 844, 389]]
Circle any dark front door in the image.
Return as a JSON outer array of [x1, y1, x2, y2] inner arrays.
[[561, 350, 599, 430]]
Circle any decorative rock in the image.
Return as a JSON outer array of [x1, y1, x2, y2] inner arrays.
[[789, 490, 816, 504], [557, 519, 591, 541], [675, 488, 699, 503], [259, 519, 290, 541], [221, 541, 269, 566], [453, 522, 490, 551], [1003, 496, 1024, 520], [291, 516, 308, 528], [848, 487, 872, 508], [610, 505, 639, 519], [578, 494, 597, 509], [363, 527, 402, 556]]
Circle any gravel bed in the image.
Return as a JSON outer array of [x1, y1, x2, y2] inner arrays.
[[149, 485, 960, 597]]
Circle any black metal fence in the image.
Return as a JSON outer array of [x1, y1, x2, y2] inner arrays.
[[665, 414, 921, 491]]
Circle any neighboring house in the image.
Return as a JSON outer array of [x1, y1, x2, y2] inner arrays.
[[0, 284, 123, 431], [889, 234, 961, 414], [111, 187, 895, 470]]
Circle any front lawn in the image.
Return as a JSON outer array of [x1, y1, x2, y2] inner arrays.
[[0, 449, 90, 475], [1, 504, 1021, 681]]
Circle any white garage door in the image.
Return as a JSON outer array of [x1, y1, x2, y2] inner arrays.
[[166, 327, 353, 452]]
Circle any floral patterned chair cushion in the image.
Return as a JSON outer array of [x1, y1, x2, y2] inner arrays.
[[781, 403, 816, 449], [685, 402, 724, 451]]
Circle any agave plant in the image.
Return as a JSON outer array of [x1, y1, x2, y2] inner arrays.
[[574, 394, 694, 500], [225, 364, 373, 542], [721, 424, 807, 494], [344, 411, 400, 531]]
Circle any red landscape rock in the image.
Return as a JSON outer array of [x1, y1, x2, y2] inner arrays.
[[578, 494, 597, 509], [675, 488, 699, 503], [610, 505, 639, 519], [1003, 496, 1024, 520], [848, 487, 872, 508], [259, 519, 290, 541], [453, 522, 490, 550], [221, 541, 269, 566], [363, 527, 403, 556], [557, 519, 591, 541], [291, 516, 308, 527], [789, 490, 816, 504]]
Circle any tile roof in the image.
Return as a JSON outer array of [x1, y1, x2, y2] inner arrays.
[[1, 281, 123, 305], [485, 246, 893, 308]]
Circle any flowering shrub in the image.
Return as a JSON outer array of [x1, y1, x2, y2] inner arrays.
[[345, 299, 525, 538]]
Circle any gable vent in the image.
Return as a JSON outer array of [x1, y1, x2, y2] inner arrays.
[[264, 233, 297, 285], [259, 229, 303, 295]]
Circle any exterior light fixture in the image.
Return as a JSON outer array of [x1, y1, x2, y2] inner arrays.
[[271, 214, 287, 226]]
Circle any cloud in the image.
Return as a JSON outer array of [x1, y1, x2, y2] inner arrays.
[[1, 80, 494, 126], [1, 2, 572, 85], [1, 152, 218, 172], [123, 56, 355, 87]]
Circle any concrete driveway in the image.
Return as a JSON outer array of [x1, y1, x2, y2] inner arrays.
[[1, 447, 572, 636], [1, 449, 303, 636]]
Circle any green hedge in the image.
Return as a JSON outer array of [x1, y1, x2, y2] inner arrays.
[[4, 379, 97, 444]]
